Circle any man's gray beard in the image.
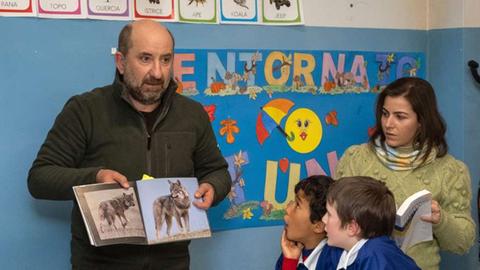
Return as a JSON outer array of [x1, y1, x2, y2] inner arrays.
[[127, 86, 164, 105], [121, 71, 170, 105]]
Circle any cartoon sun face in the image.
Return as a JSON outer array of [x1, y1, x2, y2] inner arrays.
[[284, 108, 322, 153]]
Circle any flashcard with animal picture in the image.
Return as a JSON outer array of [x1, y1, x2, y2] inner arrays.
[[261, 0, 303, 25], [86, 0, 131, 20], [37, 0, 87, 19], [136, 178, 211, 244], [73, 177, 211, 246], [133, 0, 176, 21], [220, 0, 258, 24], [0, 0, 37, 17], [178, 0, 217, 23]]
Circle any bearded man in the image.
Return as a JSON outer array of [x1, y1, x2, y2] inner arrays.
[[28, 20, 231, 270]]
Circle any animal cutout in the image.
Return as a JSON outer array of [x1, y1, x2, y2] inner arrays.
[[188, 0, 206, 6], [270, 0, 291, 10], [233, 0, 249, 9]]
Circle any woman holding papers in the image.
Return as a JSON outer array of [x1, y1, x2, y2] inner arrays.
[[335, 77, 475, 270]]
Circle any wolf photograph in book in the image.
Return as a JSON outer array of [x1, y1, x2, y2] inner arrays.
[[137, 178, 211, 244], [84, 188, 145, 240], [153, 179, 192, 238], [99, 192, 136, 233]]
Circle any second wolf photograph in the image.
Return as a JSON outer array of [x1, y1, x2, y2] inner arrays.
[[137, 178, 211, 244]]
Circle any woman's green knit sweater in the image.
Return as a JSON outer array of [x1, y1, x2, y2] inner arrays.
[[335, 144, 475, 270]]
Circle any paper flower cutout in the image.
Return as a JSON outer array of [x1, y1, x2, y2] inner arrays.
[[220, 118, 240, 144], [242, 207, 253, 220]]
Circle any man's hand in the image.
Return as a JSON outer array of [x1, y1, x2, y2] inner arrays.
[[96, 169, 129, 188], [281, 229, 302, 259], [420, 199, 441, 224], [193, 182, 215, 210]]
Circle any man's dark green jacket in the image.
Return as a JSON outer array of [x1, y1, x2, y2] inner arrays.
[[28, 76, 231, 268]]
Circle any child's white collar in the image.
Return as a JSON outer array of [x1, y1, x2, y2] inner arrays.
[[298, 238, 328, 269], [336, 239, 368, 270]]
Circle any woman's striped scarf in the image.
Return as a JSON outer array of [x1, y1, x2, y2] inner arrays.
[[373, 138, 436, 171]]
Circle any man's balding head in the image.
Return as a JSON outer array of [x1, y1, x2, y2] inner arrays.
[[117, 20, 175, 56]]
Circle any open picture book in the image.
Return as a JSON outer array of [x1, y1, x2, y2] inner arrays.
[[394, 189, 433, 251], [73, 177, 211, 247]]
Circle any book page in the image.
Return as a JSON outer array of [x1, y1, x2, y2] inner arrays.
[[394, 190, 433, 251], [136, 177, 211, 244], [73, 182, 146, 246]]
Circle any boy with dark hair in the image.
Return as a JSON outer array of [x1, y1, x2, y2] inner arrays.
[[322, 176, 420, 269], [276, 175, 342, 270]]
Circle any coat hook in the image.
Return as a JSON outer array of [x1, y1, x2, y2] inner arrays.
[[468, 60, 480, 84]]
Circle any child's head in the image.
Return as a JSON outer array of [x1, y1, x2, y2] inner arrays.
[[322, 176, 396, 250], [284, 175, 334, 249]]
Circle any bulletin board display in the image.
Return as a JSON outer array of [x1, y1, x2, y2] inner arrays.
[[172, 48, 424, 231]]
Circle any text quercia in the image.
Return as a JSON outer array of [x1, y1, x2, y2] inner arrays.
[[95, 5, 121, 12]]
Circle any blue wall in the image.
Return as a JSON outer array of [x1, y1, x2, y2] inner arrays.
[[462, 28, 480, 270], [428, 27, 480, 270], [1, 17, 476, 269]]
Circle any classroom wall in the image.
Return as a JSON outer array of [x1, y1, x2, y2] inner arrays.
[[427, 1, 480, 269], [1, 1, 478, 269], [304, 0, 427, 29]]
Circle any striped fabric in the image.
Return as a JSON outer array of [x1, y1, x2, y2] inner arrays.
[[373, 138, 436, 171]]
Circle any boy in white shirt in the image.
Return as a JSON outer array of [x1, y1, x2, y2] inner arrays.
[[322, 176, 420, 270], [276, 175, 342, 270]]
